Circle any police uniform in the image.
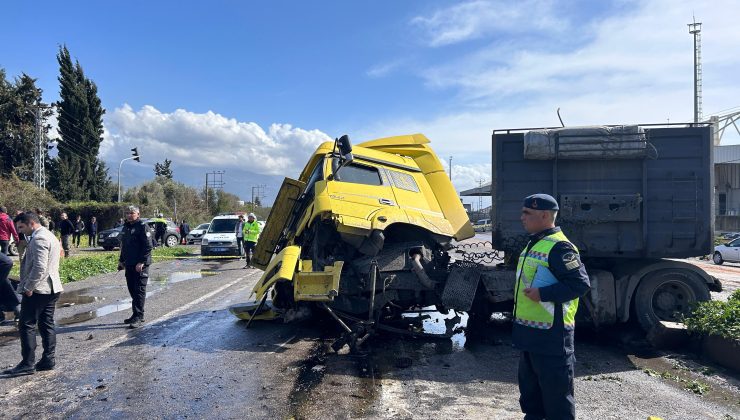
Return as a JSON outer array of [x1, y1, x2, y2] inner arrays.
[[119, 219, 153, 324], [513, 194, 591, 420]]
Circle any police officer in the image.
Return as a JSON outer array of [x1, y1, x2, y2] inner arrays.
[[242, 213, 261, 269], [513, 194, 590, 420], [117, 206, 153, 329]]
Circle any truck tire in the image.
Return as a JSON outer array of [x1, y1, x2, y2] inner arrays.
[[712, 252, 724, 265], [163, 234, 177, 248], [634, 269, 710, 332]]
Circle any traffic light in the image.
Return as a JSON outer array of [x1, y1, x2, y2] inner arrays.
[[131, 147, 140, 162]]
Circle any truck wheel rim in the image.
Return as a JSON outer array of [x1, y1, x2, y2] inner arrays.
[[652, 280, 694, 321]]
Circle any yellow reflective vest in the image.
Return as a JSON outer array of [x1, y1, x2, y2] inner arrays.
[[514, 231, 579, 330], [242, 220, 261, 242]]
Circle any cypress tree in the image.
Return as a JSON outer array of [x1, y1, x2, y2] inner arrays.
[[49, 45, 114, 201]]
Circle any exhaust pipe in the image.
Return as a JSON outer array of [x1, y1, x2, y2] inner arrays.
[[411, 253, 435, 289]]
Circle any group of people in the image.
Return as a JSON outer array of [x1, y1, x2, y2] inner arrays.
[[1, 195, 589, 419], [57, 213, 99, 256]]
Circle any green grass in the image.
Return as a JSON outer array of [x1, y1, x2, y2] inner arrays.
[[8, 246, 197, 284], [683, 289, 740, 341]]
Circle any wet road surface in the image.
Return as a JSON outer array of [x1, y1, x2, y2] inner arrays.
[[0, 251, 738, 419]]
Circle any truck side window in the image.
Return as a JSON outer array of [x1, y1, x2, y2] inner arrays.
[[335, 162, 382, 186], [304, 158, 325, 198], [388, 170, 419, 192]]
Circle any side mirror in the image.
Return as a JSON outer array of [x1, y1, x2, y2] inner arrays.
[[329, 134, 354, 180]]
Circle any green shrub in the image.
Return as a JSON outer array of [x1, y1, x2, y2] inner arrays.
[[683, 290, 740, 340]]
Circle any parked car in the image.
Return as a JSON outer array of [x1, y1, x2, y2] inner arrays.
[[98, 226, 124, 251], [201, 215, 240, 257], [97, 219, 181, 251], [713, 237, 740, 265], [472, 218, 491, 232], [186, 223, 210, 244], [720, 232, 740, 240]]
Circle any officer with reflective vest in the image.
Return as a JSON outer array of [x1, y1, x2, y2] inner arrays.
[[242, 213, 261, 269], [513, 193, 590, 420]]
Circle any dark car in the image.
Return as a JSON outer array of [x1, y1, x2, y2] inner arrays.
[[97, 219, 181, 250]]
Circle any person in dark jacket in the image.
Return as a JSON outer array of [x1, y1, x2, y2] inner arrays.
[[0, 252, 20, 323], [179, 220, 190, 245], [0, 206, 20, 255], [513, 194, 591, 420], [58, 213, 75, 258], [117, 206, 153, 329], [88, 216, 98, 248], [72, 215, 85, 247]]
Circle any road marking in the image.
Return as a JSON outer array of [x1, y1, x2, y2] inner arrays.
[[92, 275, 246, 353]]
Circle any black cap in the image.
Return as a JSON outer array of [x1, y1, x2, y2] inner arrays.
[[523, 194, 559, 211]]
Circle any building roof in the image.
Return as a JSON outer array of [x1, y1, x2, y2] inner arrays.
[[460, 182, 491, 196], [715, 144, 740, 164]]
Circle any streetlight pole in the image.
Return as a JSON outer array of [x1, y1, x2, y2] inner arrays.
[[118, 147, 141, 202], [118, 156, 135, 202]]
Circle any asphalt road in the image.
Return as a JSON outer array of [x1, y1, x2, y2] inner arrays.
[[0, 250, 738, 419]]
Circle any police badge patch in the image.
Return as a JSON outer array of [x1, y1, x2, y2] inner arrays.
[[562, 252, 580, 270]]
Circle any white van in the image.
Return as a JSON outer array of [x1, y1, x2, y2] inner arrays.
[[201, 214, 241, 257], [473, 218, 491, 232]]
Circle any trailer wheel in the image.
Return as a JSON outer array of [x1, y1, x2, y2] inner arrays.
[[634, 270, 710, 332], [712, 252, 724, 265]]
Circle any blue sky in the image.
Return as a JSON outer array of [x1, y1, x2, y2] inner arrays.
[[2, 0, 738, 206]]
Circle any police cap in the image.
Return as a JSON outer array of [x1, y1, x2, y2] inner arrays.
[[523, 193, 559, 211]]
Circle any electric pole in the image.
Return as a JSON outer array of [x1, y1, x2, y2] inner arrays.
[[32, 103, 50, 189], [448, 156, 453, 181], [251, 185, 266, 210], [688, 17, 703, 123], [205, 170, 225, 214]]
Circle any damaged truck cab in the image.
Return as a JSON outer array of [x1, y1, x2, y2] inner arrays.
[[231, 134, 475, 325]]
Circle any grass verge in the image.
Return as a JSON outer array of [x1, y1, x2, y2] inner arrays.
[[683, 289, 740, 341], [8, 246, 196, 284]]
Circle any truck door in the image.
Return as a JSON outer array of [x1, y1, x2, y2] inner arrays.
[[327, 160, 397, 220]]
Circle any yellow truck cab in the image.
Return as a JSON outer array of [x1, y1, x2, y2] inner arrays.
[[231, 134, 474, 326]]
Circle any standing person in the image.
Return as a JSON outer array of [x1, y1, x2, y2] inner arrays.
[[73, 215, 85, 248], [88, 216, 98, 248], [513, 194, 591, 420], [0, 206, 20, 255], [3, 212, 63, 376], [58, 213, 75, 258], [155, 215, 167, 247], [179, 220, 190, 245], [235, 215, 244, 258], [0, 251, 20, 324], [34, 208, 50, 229], [14, 210, 28, 261], [117, 206, 153, 329], [242, 213, 261, 269]]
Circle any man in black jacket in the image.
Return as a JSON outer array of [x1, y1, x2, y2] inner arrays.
[[58, 213, 75, 258], [117, 206, 153, 329]]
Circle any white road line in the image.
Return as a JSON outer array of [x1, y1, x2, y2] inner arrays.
[[92, 276, 246, 353]]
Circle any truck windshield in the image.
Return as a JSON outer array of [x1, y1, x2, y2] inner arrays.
[[208, 219, 238, 233]]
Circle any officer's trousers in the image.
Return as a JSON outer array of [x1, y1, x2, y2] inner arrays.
[[519, 351, 575, 420], [125, 265, 149, 319]]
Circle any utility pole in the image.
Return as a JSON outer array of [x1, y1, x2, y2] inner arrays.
[[205, 170, 225, 215], [31, 103, 50, 189], [477, 178, 485, 214], [251, 184, 266, 210], [688, 17, 703, 123], [448, 156, 453, 181]]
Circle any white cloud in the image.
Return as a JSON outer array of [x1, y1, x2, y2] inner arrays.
[[411, 0, 561, 47], [102, 104, 331, 176], [360, 0, 740, 174], [366, 59, 407, 78]]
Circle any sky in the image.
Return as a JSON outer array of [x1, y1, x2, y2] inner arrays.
[[2, 0, 739, 207]]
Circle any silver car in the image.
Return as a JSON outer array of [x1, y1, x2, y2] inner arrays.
[[713, 237, 740, 264], [186, 223, 210, 244]]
